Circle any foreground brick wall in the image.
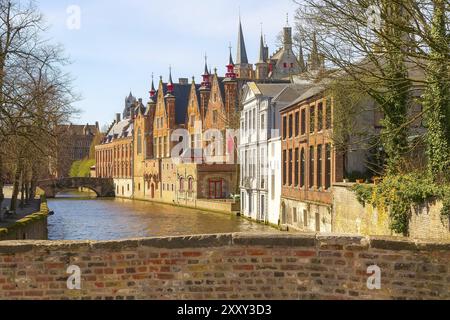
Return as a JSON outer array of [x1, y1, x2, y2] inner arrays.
[[0, 233, 448, 300]]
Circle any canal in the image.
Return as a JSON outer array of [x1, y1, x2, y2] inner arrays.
[[47, 191, 277, 241]]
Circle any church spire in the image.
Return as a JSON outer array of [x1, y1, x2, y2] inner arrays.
[[298, 39, 306, 72], [258, 25, 265, 63], [236, 17, 248, 65], [309, 32, 320, 71]]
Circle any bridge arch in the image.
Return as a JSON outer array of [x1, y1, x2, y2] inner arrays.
[[37, 178, 115, 198]]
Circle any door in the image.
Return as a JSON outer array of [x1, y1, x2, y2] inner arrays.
[[208, 180, 223, 199], [151, 184, 155, 199]]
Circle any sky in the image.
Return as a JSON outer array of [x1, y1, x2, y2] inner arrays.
[[38, 0, 300, 129]]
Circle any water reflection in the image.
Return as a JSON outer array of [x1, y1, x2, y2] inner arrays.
[[48, 191, 277, 241]]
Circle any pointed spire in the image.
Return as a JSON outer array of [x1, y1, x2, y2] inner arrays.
[[149, 73, 156, 98], [236, 16, 248, 65], [228, 43, 234, 66], [310, 32, 320, 70], [203, 53, 209, 76], [201, 55, 211, 89], [167, 66, 174, 94], [298, 39, 306, 72], [258, 25, 265, 63]]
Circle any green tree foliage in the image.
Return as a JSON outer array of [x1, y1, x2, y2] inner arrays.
[[69, 159, 95, 178]]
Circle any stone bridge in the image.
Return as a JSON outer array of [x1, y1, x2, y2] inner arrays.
[[37, 178, 115, 198]]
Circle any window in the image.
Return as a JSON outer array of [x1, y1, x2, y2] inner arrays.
[[295, 112, 300, 136], [283, 150, 287, 185], [293, 208, 298, 223], [179, 178, 185, 192], [288, 149, 293, 186], [190, 115, 195, 127], [294, 148, 299, 187], [301, 109, 306, 135], [213, 110, 218, 124], [325, 144, 332, 189], [317, 144, 323, 189], [288, 114, 293, 138], [282, 116, 287, 139], [137, 129, 142, 155], [260, 195, 265, 220], [304, 210, 309, 227], [318, 103, 324, 131], [252, 109, 256, 131], [283, 62, 288, 68], [261, 114, 265, 131], [310, 106, 315, 133], [309, 146, 315, 189], [271, 172, 275, 200], [326, 98, 332, 130], [188, 178, 194, 192], [138, 183, 141, 191]]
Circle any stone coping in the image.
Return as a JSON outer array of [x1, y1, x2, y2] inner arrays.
[[0, 233, 449, 254]]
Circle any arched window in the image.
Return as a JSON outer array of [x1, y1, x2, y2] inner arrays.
[[188, 177, 194, 192], [179, 178, 185, 192], [137, 129, 142, 155]]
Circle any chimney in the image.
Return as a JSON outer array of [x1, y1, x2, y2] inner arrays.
[[116, 113, 121, 123]]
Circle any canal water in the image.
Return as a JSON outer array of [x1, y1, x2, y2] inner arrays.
[[47, 191, 276, 241]]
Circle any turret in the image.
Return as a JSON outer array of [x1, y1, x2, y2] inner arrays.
[[225, 46, 236, 79]]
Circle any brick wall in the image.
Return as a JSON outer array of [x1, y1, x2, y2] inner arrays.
[[0, 233, 448, 300]]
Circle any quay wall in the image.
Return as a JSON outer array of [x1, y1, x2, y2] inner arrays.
[[0, 197, 48, 241]]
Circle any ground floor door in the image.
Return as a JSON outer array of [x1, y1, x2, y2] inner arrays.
[[208, 180, 223, 199]]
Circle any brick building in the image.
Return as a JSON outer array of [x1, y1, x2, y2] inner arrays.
[[95, 101, 135, 198], [54, 123, 100, 178]]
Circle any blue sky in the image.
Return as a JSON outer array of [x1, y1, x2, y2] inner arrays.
[[39, 0, 299, 128]]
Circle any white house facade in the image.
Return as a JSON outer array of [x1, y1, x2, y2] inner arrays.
[[239, 82, 311, 225]]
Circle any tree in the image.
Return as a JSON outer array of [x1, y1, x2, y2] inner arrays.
[[293, 0, 449, 175], [0, 0, 78, 213], [422, 0, 450, 181]]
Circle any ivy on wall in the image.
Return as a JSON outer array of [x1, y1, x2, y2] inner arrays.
[[352, 173, 450, 236]]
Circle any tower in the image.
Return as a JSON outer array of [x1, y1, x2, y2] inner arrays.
[[165, 67, 176, 128], [256, 27, 269, 80], [199, 56, 211, 122], [225, 45, 236, 79]]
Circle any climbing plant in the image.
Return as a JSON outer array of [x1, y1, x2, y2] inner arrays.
[[353, 172, 450, 236]]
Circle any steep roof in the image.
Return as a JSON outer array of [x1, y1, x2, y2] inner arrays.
[[274, 84, 315, 103], [255, 83, 290, 98], [104, 118, 133, 143], [155, 82, 192, 125], [280, 85, 326, 112]]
